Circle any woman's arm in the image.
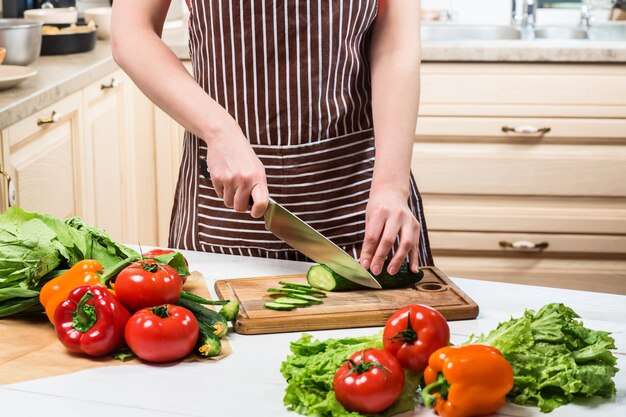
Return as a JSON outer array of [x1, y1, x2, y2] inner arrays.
[[359, 0, 422, 275], [111, 0, 268, 217]]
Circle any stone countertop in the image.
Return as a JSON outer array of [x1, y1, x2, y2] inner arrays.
[[1, 25, 626, 131]]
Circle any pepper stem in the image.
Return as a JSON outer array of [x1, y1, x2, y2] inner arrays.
[[421, 373, 450, 409], [151, 305, 170, 318], [72, 292, 97, 333]]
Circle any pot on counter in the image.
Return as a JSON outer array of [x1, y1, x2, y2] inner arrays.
[[0, 19, 43, 65]]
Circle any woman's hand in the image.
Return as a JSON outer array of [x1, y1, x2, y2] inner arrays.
[[359, 189, 421, 276], [205, 118, 269, 218]]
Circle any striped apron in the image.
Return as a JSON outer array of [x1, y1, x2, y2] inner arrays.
[[170, 0, 434, 266]]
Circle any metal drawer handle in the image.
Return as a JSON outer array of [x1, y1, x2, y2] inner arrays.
[[37, 111, 61, 126], [501, 125, 551, 136], [499, 240, 549, 251], [0, 168, 14, 208], [101, 78, 120, 90]]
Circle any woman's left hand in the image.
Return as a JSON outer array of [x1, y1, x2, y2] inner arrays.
[[359, 190, 421, 276]]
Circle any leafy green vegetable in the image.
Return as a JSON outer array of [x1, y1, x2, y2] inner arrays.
[[466, 303, 618, 413], [0, 208, 139, 317], [280, 333, 421, 417]]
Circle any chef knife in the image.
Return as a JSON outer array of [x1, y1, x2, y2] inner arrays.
[[262, 199, 382, 289]]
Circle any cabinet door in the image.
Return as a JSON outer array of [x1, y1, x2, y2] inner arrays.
[[81, 71, 128, 242], [1, 93, 83, 219]]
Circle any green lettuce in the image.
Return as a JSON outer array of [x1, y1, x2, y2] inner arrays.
[[467, 303, 618, 413], [0, 207, 139, 317], [280, 333, 421, 417]]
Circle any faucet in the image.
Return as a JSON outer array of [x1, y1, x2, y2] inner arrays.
[[580, 1, 593, 29], [512, 0, 537, 28]]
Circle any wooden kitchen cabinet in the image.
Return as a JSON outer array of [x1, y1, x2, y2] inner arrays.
[[415, 63, 626, 295], [1, 92, 84, 220], [80, 70, 157, 245], [0, 70, 159, 246]]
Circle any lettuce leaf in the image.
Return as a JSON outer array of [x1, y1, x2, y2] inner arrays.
[[467, 303, 618, 413], [280, 333, 421, 417]]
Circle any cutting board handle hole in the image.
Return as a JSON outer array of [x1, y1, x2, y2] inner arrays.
[[416, 283, 446, 292]]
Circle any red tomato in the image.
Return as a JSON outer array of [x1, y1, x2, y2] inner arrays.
[[125, 304, 198, 363], [333, 349, 405, 414], [114, 260, 183, 312], [383, 304, 450, 372], [142, 249, 189, 283], [142, 249, 189, 267]]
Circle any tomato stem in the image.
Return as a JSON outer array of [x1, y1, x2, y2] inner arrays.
[[344, 351, 390, 379], [389, 313, 418, 344], [141, 262, 160, 273], [151, 305, 170, 318]]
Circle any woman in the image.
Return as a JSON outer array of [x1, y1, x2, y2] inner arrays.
[[111, 0, 432, 277]]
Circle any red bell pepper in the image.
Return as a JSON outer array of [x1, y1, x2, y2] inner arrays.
[[54, 285, 130, 357]]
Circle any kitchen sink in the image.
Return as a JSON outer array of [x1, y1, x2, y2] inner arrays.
[[421, 22, 626, 42], [534, 26, 588, 40], [421, 24, 523, 41], [587, 23, 626, 41]]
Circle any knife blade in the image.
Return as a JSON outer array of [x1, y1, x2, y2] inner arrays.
[[263, 199, 382, 289]]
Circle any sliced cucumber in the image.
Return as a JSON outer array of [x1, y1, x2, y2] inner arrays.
[[267, 287, 310, 295], [264, 302, 296, 311], [278, 281, 327, 296], [273, 297, 311, 306], [284, 293, 323, 304]]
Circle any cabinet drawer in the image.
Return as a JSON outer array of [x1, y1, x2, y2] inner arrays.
[[422, 195, 626, 235], [433, 254, 626, 295], [416, 117, 626, 144], [429, 231, 626, 256], [411, 142, 626, 197]]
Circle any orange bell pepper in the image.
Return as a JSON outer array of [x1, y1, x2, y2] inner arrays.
[[39, 260, 104, 324], [422, 344, 514, 417]]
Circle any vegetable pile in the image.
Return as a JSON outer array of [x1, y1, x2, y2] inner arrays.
[[0, 208, 239, 363], [281, 304, 451, 417], [466, 303, 619, 413]]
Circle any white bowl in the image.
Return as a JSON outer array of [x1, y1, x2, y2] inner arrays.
[[83, 7, 112, 40], [24, 7, 78, 25]]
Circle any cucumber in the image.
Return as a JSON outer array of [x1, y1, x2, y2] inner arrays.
[[218, 300, 240, 321], [268, 287, 326, 297], [282, 293, 323, 304], [196, 322, 222, 357], [277, 281, 327, 295], [307, 261, 424, 291], [177, 297, 229, 338], [278, 281, 313, 289], [264, 302, 296, 311], [273, 297, 311, 306]]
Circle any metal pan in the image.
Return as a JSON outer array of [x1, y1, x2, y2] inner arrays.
[[40, 23, 96, 55]]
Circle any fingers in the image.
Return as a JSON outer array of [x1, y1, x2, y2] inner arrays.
[[387, 220, 420, 275], [361, 202, 422, 276], [359, 210, 386, 272], [369, 214, 402, 276], [249, 182, 269, 218]]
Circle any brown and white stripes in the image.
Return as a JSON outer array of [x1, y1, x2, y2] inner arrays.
[[169, 0, 434, 266]]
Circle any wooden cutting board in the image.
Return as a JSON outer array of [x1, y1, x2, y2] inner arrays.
[[214, 266, 478, 335]]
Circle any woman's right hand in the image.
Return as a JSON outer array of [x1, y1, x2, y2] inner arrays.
[[204, 118, 269, 219]]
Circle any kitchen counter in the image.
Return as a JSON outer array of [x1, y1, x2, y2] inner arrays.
[[0, 250, 624, 417], [2, 25, 626, 131]]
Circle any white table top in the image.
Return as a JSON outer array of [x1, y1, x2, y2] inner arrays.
[[1, 250, 624, 417]]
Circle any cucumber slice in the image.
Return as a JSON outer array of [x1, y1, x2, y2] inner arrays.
[[267, 287, 310, 295], [278, 281, 326, 297], [264, 302, 296, 311], [285, 293, 323, 304], [273, 297, 311, 306]]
